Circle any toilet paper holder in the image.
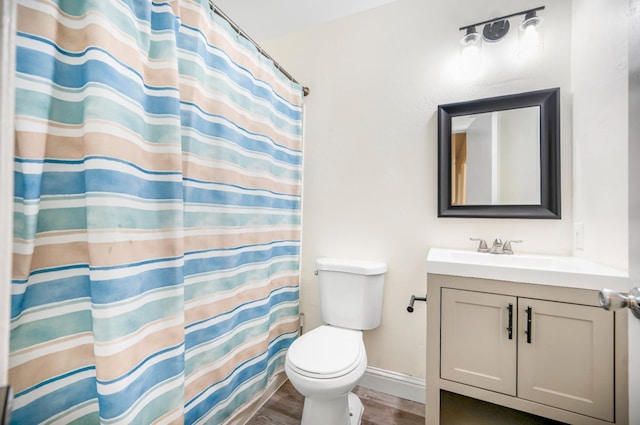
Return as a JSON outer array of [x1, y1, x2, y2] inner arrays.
[[599, 287, 640, 319], [407, 295, 427, 313]]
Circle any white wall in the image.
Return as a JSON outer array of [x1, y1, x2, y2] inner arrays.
[[265, 0, 573, 379], [571, 0, 629, 270], [499, 108, 540, 204]]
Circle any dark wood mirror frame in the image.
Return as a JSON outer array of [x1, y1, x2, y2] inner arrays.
[[438, 88, 561, 219]]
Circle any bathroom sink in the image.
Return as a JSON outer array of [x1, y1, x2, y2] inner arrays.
[[426, 248, 628, 291], [444, 250, 555, 269]]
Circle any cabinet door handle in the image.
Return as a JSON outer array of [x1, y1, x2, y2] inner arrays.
[[507, 303, 513, 340], [525, 306, 532, 344]]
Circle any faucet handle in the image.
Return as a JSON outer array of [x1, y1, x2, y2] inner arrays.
[[503, 240, 522, 255], [470, 238, 489, 253]]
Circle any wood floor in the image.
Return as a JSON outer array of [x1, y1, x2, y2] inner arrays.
[[246, 381, 566, 425], [246, 380, 426, 425]]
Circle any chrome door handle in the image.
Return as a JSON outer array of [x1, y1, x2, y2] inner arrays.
[[599, 287, 640, 319]]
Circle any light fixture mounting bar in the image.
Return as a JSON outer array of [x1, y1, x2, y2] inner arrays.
[[459, 6, 545, 31]]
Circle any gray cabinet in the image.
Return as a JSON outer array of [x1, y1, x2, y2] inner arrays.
[[441, 289, 517, 395], [427, 275, 627, 424], [438, 286, 617, 424], [517, 298, 614, 422]]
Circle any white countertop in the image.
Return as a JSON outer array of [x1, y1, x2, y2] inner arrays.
[[426, 248, 629, 291]]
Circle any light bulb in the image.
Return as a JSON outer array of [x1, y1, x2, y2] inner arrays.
[[518, 13, 544, 59], [460, 27, 482, 70]]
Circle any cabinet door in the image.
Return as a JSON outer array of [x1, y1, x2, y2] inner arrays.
[[517, 298, 614, 422], [441, 288, 517, 395]]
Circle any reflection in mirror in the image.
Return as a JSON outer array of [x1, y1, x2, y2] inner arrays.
[[451, 107, 541, 206]]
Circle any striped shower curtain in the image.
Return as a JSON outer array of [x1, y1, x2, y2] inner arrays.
[[10, 0, 303, 423]]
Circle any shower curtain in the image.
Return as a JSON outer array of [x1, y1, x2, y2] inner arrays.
[[10, 0, 303, 423]]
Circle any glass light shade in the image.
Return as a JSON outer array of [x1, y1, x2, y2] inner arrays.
[[460, 29, 482, 69], [518, 15, 544, 59]]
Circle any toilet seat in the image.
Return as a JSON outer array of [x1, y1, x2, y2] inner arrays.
[[287, 326, 364, 379]]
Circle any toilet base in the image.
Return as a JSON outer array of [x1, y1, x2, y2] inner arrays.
[[300, 392, 364, 425], [348, 392, 364, 425]]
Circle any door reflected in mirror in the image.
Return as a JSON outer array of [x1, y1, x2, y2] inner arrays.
[[451, 107, 541, 206]]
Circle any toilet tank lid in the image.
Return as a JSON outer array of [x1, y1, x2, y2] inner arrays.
[[316, 257, 387, 275]]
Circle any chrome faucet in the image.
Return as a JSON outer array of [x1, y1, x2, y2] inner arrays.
[[489, 238, 504, 254], [471, 237, 522, 254]]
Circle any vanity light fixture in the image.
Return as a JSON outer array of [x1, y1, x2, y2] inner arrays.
[[459, 6, 545, 60]]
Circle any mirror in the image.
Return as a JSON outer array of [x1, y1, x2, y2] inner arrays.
[[438, 88, 560, 218]]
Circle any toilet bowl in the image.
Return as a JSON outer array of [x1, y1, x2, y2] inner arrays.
[[285, 326, 367, 425]]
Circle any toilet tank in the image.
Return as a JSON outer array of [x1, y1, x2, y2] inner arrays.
[[316, 257, 387, 330]]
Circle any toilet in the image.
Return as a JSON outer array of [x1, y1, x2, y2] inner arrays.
[[285, 257, 387, 425]]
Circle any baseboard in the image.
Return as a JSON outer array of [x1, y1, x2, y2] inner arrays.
[[358, 366, 426, 404]]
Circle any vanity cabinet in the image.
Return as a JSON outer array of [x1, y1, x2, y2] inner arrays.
[[441, 288, 614, 422], [441, 289, 517, 396], [517, 298, 613, 421], [427, 273, 628, 425]]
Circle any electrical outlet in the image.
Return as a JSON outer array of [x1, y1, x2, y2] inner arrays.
[[574, 222, 584, 250]]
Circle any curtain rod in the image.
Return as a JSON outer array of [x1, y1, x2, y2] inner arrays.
[[208, 2, 310, 97]]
